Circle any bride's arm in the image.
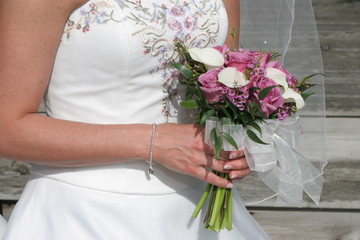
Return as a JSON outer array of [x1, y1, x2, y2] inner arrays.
[[0, 0, 248, 188], [223, 0, 240, 48]]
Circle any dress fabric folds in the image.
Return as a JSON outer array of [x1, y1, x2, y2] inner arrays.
[[3, 175, 269, 240], [2, 0, 271, 239]]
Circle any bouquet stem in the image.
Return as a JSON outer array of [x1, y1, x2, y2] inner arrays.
[[192, 172, 233, 232]]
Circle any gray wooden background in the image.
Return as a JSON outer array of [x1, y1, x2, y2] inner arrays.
[[1, 0, 360, 239]]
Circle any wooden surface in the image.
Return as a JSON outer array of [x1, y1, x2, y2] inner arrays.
[[252, 210, 360, 240], [313, 0, 360, 116]]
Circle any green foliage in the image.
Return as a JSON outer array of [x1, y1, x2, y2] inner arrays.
[[297, 73, 323, 100], [248, 121, 262, 135], [258, 85, 279, 100], [173, 63, 193, 79], [246, 129, 268, 145], [302, 92, 315, 101], [210, 128, 222, 159], [220, 132, 238, 150], [180, 99, 198, 109], [199, 109, 216, 127]]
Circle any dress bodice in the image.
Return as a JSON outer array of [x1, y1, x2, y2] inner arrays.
[[33, 0, 229, 194], [46, 0, 228, 124]]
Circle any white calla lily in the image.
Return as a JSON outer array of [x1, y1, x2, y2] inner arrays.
[[188, 47, 224, 69], [266, 67, 305, 109], [282, 88, 305, 110], [218, 67, 249, 88], [266, 67, 288, 88]]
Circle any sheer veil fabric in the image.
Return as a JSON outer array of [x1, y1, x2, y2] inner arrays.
[[0, 216, 6, 239], [239, 0, 327, 206]]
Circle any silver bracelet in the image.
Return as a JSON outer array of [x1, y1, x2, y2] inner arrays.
[[147, 123, 156, 174]]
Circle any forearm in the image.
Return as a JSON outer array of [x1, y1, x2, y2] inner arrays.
[[223, 0, 240, 48], [0, 113, 151, 167]]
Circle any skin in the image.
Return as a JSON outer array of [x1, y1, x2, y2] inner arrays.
[[0, 0, 250, 189], [223, 0, 240, 49]]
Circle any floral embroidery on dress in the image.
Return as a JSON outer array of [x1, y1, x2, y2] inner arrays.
[[63, 1, 126, 40], [124, 0, 224, 118], [63, 0, 225, 120]]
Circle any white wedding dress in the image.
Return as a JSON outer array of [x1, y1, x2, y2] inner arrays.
[[1, 1, 270, 239]]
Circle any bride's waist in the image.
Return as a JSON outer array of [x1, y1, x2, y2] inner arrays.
[[30, 161, 199, 195]]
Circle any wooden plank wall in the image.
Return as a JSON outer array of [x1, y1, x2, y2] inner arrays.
[[315, 0, 360, 116]]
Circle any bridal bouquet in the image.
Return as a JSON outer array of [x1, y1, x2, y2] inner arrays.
[[173, 42, 320, 231]]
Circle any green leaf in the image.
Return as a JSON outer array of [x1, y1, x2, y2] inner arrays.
[[220, 132, 238, 150], [302, 92, 315, 101], [255, 109, 266, 119], [172, 63, 193, 79], [195, 83, 206, 102], [180, 99, 198, 109], [270, 52, 282, 61], [185, 90, 194, 100], [250, 87, 261, 93], [249, 102, 260, 116], [258, 85, 278, 100], [219, 117, 232, 125], [248, 121, 262, 135], [214, 136, 222, 159], [221, 107, 232, 120], [298, 83, 317, 93], [298, 73, 325, 86], [210, 128, 217, 147], [210, 128, 223, 159], [199, 109, 216, 127], [246, 129, 268, 145]]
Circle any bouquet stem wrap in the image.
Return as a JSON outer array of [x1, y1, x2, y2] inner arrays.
[[204, 114, 325, 207]]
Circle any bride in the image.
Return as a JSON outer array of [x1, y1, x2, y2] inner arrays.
[[0, 0, 271, 239], [0, 0, 324, 239]]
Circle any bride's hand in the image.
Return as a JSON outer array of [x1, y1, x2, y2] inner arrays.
[[153, 123, 251, 188], [226, 151, 252, 180]]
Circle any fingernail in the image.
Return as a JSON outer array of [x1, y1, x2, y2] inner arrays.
[[229, 152, 237, 160], [226, 183, 233, 188], [223, 165, 232, 170], [230, 174, 238, 179]]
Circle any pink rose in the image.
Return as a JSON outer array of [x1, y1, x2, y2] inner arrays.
[[266, 60, 298, 87], [246, 75, 283, 117], [184, 15, 197, 30], [213, 45, 229, 63], [167, 19, 183, 32], [227, 50, 271, 73], [171, 6, 184, 16], [199, 67, 224, 103]]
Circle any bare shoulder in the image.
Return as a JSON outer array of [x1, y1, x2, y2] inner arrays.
[[0, 0, 88, 115]]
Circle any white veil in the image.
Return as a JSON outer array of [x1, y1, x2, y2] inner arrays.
[[0, 213, 6, 239], [239, 0, 327, 206]]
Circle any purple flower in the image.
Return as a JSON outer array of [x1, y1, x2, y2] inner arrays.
[[198, 67, 225, 103], [227, 50, 271, 74], [246, 75, 284, 117]]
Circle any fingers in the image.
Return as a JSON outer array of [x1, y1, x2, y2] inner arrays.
[[228, 168, 252, 180], [222, 157, 249, 170], [229, 150, 245, 160], [206, 154, 252, 181], [193, 167, 233, 189], [204, 154, 249, 173]]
